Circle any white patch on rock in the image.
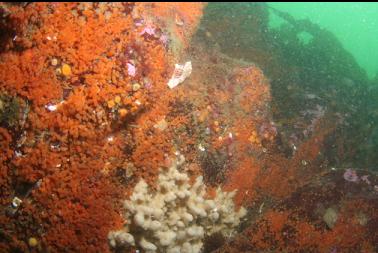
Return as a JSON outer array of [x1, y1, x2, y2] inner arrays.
[[167, 61, 192, 89]]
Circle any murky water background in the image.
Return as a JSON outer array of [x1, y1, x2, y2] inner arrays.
[[269, 2, 378, 79]]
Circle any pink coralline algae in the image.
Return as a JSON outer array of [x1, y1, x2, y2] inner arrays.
[[343, 169, 359, 183], [140, 25, 155, 36], [361, 175, 371, 185], [134, 18, 144, 27], [159, 34, 169, 48], [144, 81, 152, 89], [127, 63, 136, 77], [259, 121, 277, 140]]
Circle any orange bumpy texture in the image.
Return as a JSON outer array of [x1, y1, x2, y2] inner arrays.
[[0, 2, 204, 252], [0, 3, 376, 253]]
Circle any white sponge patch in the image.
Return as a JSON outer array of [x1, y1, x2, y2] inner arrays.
[[108, 157, 246, 253]]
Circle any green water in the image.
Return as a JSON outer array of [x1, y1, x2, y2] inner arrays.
[[198, 2, 378, 167], [268, 2, 378, 80]]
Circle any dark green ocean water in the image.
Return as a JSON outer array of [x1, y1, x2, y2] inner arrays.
[[269, 2, 378, 80], [197, 2, 378, 168]]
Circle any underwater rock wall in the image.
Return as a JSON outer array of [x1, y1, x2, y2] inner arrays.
[[0, 2, 206, 252], [216, 169, 378, 253], [0, 2, 377, 253], [197, 2, 377, 170]]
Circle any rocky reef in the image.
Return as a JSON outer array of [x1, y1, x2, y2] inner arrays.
[[0, 2, 376, 253]]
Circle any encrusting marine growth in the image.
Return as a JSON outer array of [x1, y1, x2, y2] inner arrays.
[[1, 3, 377, 252], [108, 155, 246, 253]]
